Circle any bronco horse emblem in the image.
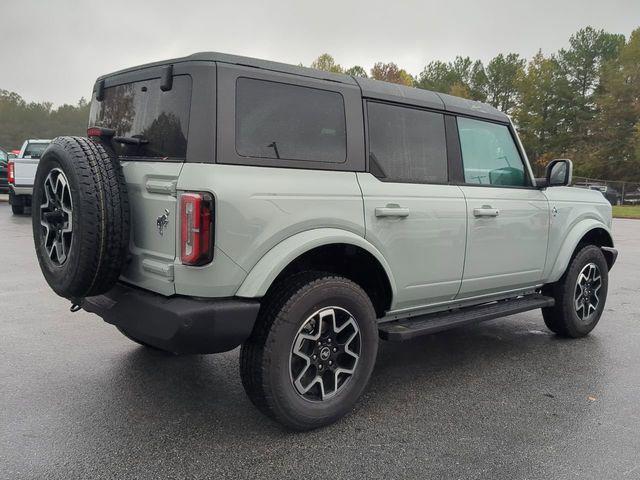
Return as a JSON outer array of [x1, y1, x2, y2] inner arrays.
[[156, 209, 170, 236]]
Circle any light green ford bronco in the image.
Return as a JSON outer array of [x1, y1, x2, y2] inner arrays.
[[31, 53, 617, 430]]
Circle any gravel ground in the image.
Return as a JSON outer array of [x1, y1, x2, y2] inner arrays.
[[1, 204, 639, 479]]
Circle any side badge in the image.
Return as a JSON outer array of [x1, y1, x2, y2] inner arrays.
[[552, 206, 558, 217], [156, 209, 170, 236]]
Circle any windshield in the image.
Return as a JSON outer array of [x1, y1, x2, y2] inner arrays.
[[23, 142, 50, 159], [0, 150, 6, 162]]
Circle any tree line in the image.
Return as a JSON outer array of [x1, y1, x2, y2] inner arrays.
[[1, 26, 638, 180], [310, 26, 640, 180], [0, 92, 90, 151]]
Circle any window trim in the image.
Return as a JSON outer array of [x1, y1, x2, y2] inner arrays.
[[452, 114, 535, 189], [364, 99, 450, 186], [234, 76, 348, 165]]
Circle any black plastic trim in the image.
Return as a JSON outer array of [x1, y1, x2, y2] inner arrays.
[[81, 283, 261, 354], [379, 294, 555, 341], [601, 246, 618, 270]]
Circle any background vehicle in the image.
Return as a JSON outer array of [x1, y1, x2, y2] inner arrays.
[[0, 148, 9, 193], [574, 181, 620, 205], [31, 53, 616, 430], [8, 139, 51, 214]]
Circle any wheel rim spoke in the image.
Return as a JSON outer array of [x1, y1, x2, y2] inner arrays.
[[574, 262, 602, 323], [40, 168, 73, 266], [289, 306, 361, 402]]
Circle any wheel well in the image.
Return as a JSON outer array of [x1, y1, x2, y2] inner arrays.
[[577, 227, 614, 268], [267, 244, 393, 318]]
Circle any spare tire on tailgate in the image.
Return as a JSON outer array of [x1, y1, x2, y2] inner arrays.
[[32, 136, 130, 301]]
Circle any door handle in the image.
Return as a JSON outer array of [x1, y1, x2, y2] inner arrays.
[[375, 204, 410, 218], [473, 205, 500, 217]]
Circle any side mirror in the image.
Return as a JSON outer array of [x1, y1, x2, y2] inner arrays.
[[543, 159, 573, 187]]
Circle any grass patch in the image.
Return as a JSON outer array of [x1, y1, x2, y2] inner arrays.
[[613, 205, 640, 219]]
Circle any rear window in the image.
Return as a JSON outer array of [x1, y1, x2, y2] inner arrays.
[[88, 75, 192, 160], [23, 143, 49, 159], [235, 78, 346, 163]]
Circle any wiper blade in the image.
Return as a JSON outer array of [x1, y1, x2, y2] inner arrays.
[[113, 136, 149, 146]]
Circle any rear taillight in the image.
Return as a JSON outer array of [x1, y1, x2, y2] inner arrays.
[[7, 161, 14, 184], [87, 126, 115, 139], [180, 192, 214, 266]]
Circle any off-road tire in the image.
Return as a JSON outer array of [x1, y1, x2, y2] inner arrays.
[[32, 136, 130, 301], [11, 203, 25, 215], [240, 272, 378, 430], [9, 190, 25, 215], [542, 245, 609, 338]]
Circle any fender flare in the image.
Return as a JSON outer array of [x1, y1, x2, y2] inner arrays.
[[235, 228, 397, 300], [547, 219, 613, 283]]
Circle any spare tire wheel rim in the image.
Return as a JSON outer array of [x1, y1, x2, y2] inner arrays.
[[574, 262, 602, 322], [289, 306, 361, 402], [40, 168, 73, 266]]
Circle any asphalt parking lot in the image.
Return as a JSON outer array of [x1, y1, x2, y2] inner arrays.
[[1, 202, 639, 480]]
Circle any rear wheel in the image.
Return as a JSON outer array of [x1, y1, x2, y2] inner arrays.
[[542, 245, 609, 338], [9, 191, 25, 215], [11, 203, 24, 215], [240, 273, 378, 430]]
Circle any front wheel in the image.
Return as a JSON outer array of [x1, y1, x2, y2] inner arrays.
[[542, 245, 609, 338], [240, 273, 378, 430]]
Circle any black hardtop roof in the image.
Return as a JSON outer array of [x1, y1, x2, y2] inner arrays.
[[97, 51, 509, 123]]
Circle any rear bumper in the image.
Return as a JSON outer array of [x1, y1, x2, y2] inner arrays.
[[9, 185, 33, 196], [82, 283, 261, 354]]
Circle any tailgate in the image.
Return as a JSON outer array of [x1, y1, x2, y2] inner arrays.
[[119, 161, 183, 295], [14, 158, 39, 186]]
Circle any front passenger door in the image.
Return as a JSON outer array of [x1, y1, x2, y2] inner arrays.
[[455, 117, 549, 299]]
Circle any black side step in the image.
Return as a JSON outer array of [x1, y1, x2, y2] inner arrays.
[[379, 294, 555, 342]]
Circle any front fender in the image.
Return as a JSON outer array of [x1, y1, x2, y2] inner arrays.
[[235, 228, 397, 300], [547, 219, 613, 283]]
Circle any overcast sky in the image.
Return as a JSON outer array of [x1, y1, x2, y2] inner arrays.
[[2, 0, 639, 106]]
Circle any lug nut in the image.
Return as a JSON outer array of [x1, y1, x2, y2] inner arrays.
[[333, 347, 337, 352], [328, 360, 332, 365], [312, 355, 317, 359], [318, 364, 323, 370], [327, 339, 331, 343]]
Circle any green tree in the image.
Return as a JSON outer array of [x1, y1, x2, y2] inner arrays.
[[559, 27, 626, 153], [416, 56, 487, 100], [310, 53, 344, 73], [484, 53, 525, 114], [585, 29, 640, 180], [0, 90, 89, 150], [515, 52, 573, 171], [345, 65, 368, 78]]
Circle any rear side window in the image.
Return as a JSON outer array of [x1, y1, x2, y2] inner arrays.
[[235, 78, 346, 163], [367, 102, 448, 183], [457, 117, 527, 186], [23, 143, 49, 159], [88, 75, 192, 160]]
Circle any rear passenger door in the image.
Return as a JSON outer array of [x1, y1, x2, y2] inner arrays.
[[358, 102, 467, 312], [454, 117, 549, 298]]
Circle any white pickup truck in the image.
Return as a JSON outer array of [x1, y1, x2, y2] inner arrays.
[[8, 139, 51, 214]]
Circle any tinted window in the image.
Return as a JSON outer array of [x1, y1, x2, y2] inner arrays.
[[458, 117, 526, 186], [23, 142, 49, 159], [0, 150, 6, 162], [88, 75, 192, 160], [236, 78, 346, 163], [368, 102, 447, 183]]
